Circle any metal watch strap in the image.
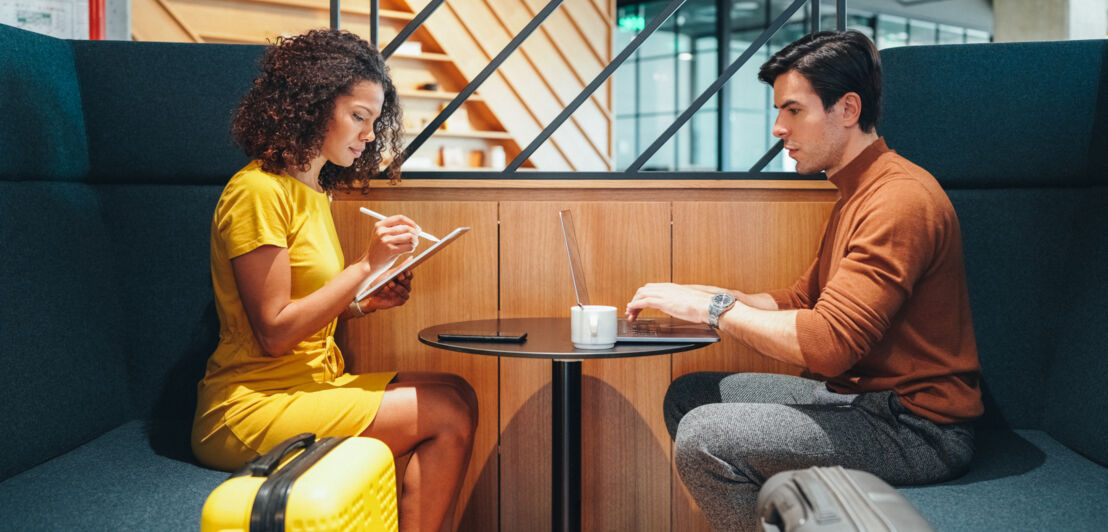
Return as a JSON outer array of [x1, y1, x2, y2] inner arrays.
[[709, 292, 736, 328]]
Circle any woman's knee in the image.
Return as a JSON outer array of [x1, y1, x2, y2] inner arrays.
[[443, 373, 479, 419], [398, 371, 478, 422], [423, 381, 478, 440]]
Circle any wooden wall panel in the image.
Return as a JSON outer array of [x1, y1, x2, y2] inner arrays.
[[325, 184, 837, 532], [669, 200, 835, 531], [498, 201, 673, 531], [331, 199, 500, 532]]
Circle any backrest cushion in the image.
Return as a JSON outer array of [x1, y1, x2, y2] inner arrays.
[[881, 40, 1108, 188], [69, 40, 262, 185], [0, 182, 129, 480], [1043, 190, 1108, 464], [96, 186, 223, 424], [0, 24, 89, 182], [947, 188, 1083, 429]]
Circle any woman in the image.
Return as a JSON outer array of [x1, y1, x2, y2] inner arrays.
[[191, 29, 477, 532]]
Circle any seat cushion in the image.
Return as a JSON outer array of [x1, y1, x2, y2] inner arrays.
[[900, 429, 1108, 531], [0, 420, 228, 531]]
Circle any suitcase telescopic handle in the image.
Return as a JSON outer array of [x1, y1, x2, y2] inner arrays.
[[231, 433, 317, 478]]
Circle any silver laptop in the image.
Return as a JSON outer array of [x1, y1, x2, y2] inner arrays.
[[558, 210, 719, 344]]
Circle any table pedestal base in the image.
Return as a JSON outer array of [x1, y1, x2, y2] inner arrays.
[[553, 360, 581, 532]]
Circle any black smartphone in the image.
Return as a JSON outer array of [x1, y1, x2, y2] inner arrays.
[[437, 331, 528, 343]]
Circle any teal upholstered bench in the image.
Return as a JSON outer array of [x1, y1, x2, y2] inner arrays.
[[0, 24, 263, 530], [2, 21, 1106, 530], [880, 40, 1108, 530]]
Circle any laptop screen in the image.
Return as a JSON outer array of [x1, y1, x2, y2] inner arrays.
[[558, 209, 590, 307], [557, 209, 720, 343]]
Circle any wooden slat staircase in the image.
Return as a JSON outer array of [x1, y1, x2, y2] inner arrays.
[[131, 0, 614, 171]]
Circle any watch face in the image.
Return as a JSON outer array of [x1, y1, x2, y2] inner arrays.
[[709, 293, 734, 328], [712, 293, 734, 306]]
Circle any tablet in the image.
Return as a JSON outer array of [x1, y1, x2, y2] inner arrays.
[[355, 226, 470, 301]]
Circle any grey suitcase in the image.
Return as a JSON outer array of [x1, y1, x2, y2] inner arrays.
[[756, 466, 934, 532]]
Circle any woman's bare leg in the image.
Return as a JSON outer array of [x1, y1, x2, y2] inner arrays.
[[361, 372, 478, 532]]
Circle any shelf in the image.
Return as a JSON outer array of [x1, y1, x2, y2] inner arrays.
[[397, 89, 484, 103], [404, 166, 503, 172], [374, 9, 415, 21], [391, 52, 452, 62]]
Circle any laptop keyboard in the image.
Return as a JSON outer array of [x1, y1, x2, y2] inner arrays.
[[621, 320, 659, 336]]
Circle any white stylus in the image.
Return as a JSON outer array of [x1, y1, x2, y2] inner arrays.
[[359, 207, 440, 243]]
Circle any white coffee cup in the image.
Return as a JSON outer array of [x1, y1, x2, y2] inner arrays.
[[571, 305, 618, 349]]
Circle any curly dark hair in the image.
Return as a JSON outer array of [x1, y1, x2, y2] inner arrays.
[[232, 28, 404, 190]]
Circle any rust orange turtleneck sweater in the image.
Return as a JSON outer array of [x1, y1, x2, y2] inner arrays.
[[769, 138, 983, 424]]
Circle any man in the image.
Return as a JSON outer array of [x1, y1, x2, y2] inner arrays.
[[625, 30, 982, 531]]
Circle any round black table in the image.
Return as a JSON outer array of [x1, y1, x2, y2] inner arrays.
[[419, 317, 710, 532]]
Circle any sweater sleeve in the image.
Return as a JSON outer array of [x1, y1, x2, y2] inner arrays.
[[768, 257, 819, 310], [796, 180, 941, 377]]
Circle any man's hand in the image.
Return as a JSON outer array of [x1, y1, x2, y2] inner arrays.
[[682, 284, 736, 297], [625, 283, 715, 323]]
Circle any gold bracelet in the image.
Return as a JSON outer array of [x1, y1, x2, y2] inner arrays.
[[349, 298, 366, 318]]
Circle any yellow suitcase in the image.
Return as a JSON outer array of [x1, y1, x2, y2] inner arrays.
[[201, 433, 398, 532]]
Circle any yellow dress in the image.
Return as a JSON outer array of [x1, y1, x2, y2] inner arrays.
[[191, 161, 395, 471]]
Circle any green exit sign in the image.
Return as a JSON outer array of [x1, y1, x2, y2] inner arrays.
[[618, 15, 645, 32]]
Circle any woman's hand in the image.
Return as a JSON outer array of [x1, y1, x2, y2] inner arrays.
[[362, 270, 414, 312], [364, 214, 421, 272]]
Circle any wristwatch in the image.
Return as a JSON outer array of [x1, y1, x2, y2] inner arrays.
[[708, 292, 736, 329]]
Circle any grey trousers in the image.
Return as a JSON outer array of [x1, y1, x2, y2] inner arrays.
[[665, 372, 975, 531]]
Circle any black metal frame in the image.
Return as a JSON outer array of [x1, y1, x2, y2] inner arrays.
[[345, 0, 846, 179], [381, 0, 446, 58], [384, 0, 566, 172], [505, 0, 688, 172], [626, 0, 808, 172], [716, 0, 732, 171]]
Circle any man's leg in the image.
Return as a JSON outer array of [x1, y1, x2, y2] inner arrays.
[[664, 372, 833, 439], [672, 379, 974, 531]]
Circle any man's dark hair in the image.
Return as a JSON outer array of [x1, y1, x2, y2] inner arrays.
[[758, 30, 882, 132]]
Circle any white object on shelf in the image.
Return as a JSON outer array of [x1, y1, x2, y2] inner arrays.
[[488, 145, 506, 168], [402, 156, 434, 170], [395, 41, 422, 55], [440, 146, 465, 168]]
